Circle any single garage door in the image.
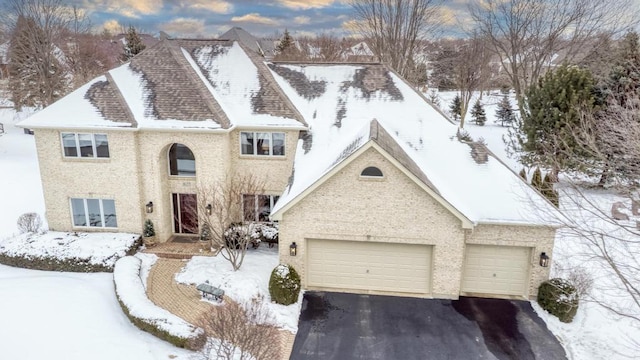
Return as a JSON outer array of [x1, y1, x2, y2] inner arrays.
[[461, 245, 531, 297], [307, 239, 431, 295]]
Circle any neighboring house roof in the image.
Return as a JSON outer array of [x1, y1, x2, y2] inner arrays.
[[18, 37, 306, 130], [268, 63, 561, 226], [219, 27, 277, 59]]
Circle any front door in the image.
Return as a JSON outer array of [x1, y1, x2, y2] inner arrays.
[[172, 193, 198, 234]]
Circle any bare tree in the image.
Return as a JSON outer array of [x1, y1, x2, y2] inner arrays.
[[454, 34, 489, 128], [188, 173, 265, 271], [299, 33, 348, 62], [17, 212, 42, 233], [349, 0, 443, 79], [196, 298, 281, 360], [1, 0, 80, 109], [469, 0, 636, 113]]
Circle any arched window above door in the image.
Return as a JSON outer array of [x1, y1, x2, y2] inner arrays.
[[169, 143, 195, 176]]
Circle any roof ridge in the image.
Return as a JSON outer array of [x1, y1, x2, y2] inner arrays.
[[237, 42, 308, 127], [166, 39, 231, 128], [104, 72, 138, 127]]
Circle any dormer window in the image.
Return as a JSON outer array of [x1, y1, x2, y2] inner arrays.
[[361, 166, 383, 177], [241, 132, 285, 156]]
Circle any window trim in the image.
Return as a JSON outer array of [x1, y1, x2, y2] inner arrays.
[[69, 198, 118, 229], [167, 143, 196, 178], [60, 132, 110, 159], [360, 166, 384, 178], [240, 131, 286, 157]]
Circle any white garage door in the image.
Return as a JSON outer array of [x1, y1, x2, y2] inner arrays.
[[461, 245, 531, 297], [307, 239, 431, 295]]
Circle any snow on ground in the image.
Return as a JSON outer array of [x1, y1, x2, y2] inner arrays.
[[0, 231, 138, 267], [436, 90, 640, 359], [0, 109, 45, 239], [176, 246, 303, 333], [0, 264, 193, 360]]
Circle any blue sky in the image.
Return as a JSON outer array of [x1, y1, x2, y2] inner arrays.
[[71, 0, 468, 38]]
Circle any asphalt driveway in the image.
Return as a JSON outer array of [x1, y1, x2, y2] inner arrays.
[[291, 292, 566, 360]]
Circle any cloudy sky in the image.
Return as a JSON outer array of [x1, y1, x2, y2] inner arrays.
[[69, 0, 469, 38]]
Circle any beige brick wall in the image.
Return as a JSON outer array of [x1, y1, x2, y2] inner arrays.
[[465, 224, 556, 299], [35, 127, 298, 242], [278, 147, 467, 299], [34, 129, 143, 233]]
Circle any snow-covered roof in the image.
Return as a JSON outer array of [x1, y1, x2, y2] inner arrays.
[[18, 37, 306, 131], [269, 63, 561, 226]]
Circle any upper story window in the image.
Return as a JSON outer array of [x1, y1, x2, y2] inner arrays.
[[169, 143, 196, 176], [243, 194, 280, 222], [241, 132, 285, 156], [361, 166, 383, 177], [62, 133, 109, 158], [70, 198, 117, 228]]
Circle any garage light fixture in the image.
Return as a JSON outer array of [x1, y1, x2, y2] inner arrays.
[[289, 242, 297, 256], [206, 204, 212, 216], [539, 252, 550, 267], [145, 201, 153, 214]]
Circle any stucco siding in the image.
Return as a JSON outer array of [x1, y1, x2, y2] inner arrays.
[[278, 147, 466, 298], [465, 224, 555, 299]]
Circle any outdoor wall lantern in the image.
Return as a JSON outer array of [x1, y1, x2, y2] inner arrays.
[[539, 252, 550, 267], [206, 204, 212, 216], [145, 201, 154, 214], [289, 242, 297, 256]]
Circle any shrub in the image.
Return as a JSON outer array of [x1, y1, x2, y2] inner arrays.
[[249, 222, 279, 248], [200, 223, 211, 241], [531, 167, 543, 190], [143, 219, 155, 238], [269, 264, 301, 306], [519, 168, 527, 181], [537, 278, 579, 323], [224, 223, 249, 249], [17, 212, 42, 233], [541, 173, 560, 207]]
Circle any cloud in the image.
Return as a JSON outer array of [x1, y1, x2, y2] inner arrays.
[[177, 0, 233, 14], [293, 16, 311, 25], [231, 13, 280, 26], [159, 17, 205, 36], [102, 19, 122, 33], [277, 0, 338, 10], [83, 0, 162, 18]]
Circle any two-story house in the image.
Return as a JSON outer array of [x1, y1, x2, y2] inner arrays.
[[19, 33, 561, 301]]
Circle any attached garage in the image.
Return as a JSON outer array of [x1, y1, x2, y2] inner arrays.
[[306, 239, 432, 295], [461, 244, 531, 298]]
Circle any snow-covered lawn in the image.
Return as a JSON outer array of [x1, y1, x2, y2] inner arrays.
[[0, 264, 193, 360], [176, 246, 303, 333], [0, 231, 139, 268]]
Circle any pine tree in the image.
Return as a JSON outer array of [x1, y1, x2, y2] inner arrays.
[[604, 31, 640, 107], [121, 25, 146, 62], [275, 29, 300, 60], [519, 168, 527, 181], [541, 173, 560, 207], [495, 94, 515, 126], [143, 219, 155, 237], [449, 94, 462, 122], [531, 167, 543, 191], [470, 99, 487, 126]]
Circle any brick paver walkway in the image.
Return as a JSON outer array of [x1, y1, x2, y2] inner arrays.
[[145, 257, 296, 359]]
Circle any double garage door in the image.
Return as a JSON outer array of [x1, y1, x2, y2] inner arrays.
[[307, 239, 432, 295], [307, 240, 531, 298]]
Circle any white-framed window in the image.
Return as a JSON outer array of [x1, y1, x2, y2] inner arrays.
[[61, 133, 110, 158], [240, 132, 285, 156], [70, 198, 117, 228], [242, 194, 280, 222]]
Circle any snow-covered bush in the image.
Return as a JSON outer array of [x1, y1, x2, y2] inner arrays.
[[17, 212, 42, 233], [113, 256, 205, 350], [537, 278, 579, 323], [224, 223, 249, 249], [268, 264, 301, 306], [249, 222, 279, 247]]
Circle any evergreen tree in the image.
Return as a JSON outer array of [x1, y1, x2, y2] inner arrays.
[[603, 31, 640, 107], [519, 168, 527, 181], [143, 219, 155, 237], [470, 99, 487, 126], [121, 25, 146, 62], [275, 29, 300, 60], [449, 94, 462, 122], [495, 94, 515, 126], [531, 167, 543, 191], [519, 65, 597, 174], [541, 173, 560, 207]]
